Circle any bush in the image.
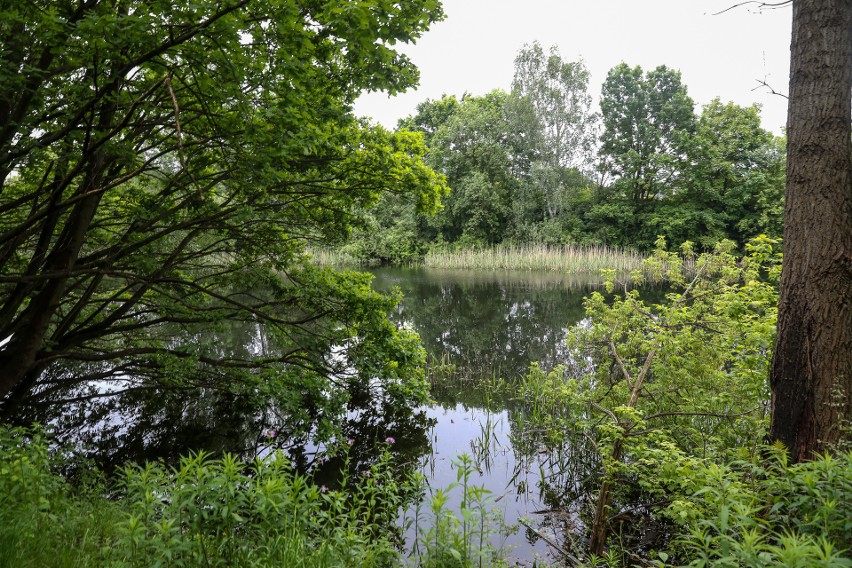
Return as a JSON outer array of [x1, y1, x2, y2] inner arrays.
[[0, 426, 414, 567], [669, 446, 852, 567]]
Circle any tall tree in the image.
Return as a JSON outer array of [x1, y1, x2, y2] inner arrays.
[[411, 91, 517, 244], [769, 0, 852, 459], [593, 64, 695, 248], [659, 99, 785, 248], [598, 64, 695, 206], [0, 0, 447, 432], [510, 42, 595, 221]]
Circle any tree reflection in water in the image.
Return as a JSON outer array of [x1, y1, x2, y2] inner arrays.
[[369, 267, 668, 561], [7, 313, 434, 481]]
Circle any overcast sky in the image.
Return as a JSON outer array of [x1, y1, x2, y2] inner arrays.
[[354, 0, 791, 135]]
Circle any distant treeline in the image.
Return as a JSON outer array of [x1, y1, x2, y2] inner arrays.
[[344, 42, 784, 264]]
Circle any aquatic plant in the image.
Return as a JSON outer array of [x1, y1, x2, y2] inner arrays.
[[409, 454, 515, 568], [423, 243, 644, 274]]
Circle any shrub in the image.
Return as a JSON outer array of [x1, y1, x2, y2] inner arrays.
[[669, 446, 852, 567], [0, 425, 413, 567]]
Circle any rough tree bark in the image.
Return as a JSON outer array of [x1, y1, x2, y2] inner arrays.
[[769, 0, 852, 460]]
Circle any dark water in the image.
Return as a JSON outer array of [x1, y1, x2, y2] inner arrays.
[[369, 267, 597, 378], [13, 266, 638, 564]]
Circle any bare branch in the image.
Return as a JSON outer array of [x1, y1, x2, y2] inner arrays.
[[710, 1, 792, 16], [752, 78, 789, 99]]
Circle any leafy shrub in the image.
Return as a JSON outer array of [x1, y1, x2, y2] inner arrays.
[[0, 425, 414, 567], [669, 446, 852, 567]]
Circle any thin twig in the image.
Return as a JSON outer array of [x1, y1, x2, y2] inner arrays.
[[710, 1, 791, 16], [752, 78, 789, 99]]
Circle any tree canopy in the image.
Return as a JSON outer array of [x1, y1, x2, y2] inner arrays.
[[509, 42, 596, 221], [0, 0, 448, 439], [346, 55, 784, 261]]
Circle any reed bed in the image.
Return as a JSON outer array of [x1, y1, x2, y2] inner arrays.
[[424, 243, 645, 273], [306, 246, 364, 267]]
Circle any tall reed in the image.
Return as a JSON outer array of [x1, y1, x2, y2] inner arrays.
[[306, 246, 364, 267], [424, 243, 644, 274]]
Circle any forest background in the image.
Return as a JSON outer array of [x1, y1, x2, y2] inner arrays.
[[340, 41, 786, 264]]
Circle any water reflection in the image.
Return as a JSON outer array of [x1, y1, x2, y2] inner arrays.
[[369, 267, 598, 379], [366, 267, 616, 564]]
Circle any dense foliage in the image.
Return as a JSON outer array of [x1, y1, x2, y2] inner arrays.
[[0, 426, 416, 567], [518, 236, 851, 563], [674, 446, 851, 568], [345, 53, 784, 264], [0, 0, 448, 444]]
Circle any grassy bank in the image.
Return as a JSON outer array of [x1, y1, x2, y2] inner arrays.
[[2, 419, 849, 567], [0, 427, 411, 568], [0, 426, 515, 568]]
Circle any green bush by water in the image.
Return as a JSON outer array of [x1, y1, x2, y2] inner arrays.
[[666, 446, 852, 568], [0, 426, 521, 568], [0, 426, 409, 568], [511, 237, 851, 566], [1, 418, 849, 567]]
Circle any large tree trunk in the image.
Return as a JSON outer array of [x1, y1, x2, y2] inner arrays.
[[769, 0, 852, 461]]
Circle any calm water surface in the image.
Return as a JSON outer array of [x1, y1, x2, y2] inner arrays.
[[368, 267, 610, 565]]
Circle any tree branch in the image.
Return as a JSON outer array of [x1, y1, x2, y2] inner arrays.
[[711, 1, 792, 16]]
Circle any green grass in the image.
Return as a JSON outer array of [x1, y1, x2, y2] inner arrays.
[[423, 243, 644, 273]]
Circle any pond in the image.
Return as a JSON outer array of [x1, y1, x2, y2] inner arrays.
[[366, 266, 616, 565], [12, 265, 654, 565]]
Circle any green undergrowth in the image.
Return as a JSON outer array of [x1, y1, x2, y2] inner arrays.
[[0, 426, 410, 568], [669, 446, 852, 568], [574, 449, 852, 568]]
